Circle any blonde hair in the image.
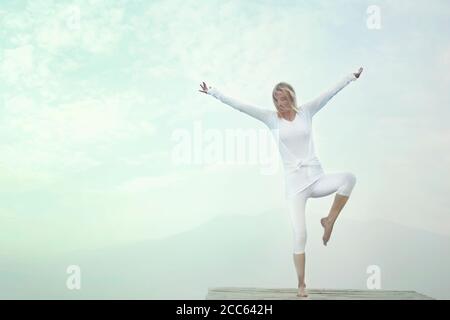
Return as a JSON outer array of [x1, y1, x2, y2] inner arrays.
[[272, 82, 299, 118]]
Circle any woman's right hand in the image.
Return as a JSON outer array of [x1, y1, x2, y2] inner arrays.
[[199, 81, 210, 94]]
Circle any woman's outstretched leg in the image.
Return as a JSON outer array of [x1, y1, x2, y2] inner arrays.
[[309, 172, 357, 246], [288, 191, 309, 297]]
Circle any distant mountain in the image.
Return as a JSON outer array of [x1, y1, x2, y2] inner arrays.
[[1, 211, 448, 299]]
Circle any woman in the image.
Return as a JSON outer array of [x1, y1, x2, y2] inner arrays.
[[199, 67, 363, 298]]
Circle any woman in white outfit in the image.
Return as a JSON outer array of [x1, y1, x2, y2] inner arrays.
[[199, 67, 363, 298]]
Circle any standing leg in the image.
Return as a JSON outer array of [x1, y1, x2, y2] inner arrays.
[[288, 191, 309, 297], [293, 254, 307, 297], [309, 172, 357, 246]]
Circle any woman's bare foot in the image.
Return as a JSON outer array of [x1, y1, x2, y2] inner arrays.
[[297, 283, 308, 297], [321, 217, 334, 246]]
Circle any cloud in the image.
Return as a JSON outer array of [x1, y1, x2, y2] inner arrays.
[[113, 173, 183, 193], [0, 90, 158, 186], [0, 45, 34, 84], [3, 92, 155, 145], [118, 150, 170, 166]]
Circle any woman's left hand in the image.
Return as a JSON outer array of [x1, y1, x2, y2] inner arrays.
[[354, 67, 363, 79]]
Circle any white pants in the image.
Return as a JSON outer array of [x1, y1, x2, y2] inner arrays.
[[288, 172, 357, 254]]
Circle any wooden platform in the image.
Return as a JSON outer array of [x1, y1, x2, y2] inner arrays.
[[206, 287, 435, 300]]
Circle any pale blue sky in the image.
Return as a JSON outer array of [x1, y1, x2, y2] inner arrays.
[[1, 0, 449, 256]]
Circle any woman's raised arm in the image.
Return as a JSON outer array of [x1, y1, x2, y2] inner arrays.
[[303, 68, 363, 117], [199, 81, 275, 127]]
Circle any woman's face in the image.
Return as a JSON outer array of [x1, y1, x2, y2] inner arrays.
[[274, 89, 292, 113]]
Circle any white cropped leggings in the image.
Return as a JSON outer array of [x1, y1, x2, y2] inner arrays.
[[288, 172, 356, 255]]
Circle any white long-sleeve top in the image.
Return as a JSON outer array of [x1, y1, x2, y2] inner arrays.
[[207, 73, 357, 199]]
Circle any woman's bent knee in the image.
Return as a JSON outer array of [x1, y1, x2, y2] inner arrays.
[[337, 172, 356, 196], [348, 172, 356, 185], [346, 172, 356, 189]]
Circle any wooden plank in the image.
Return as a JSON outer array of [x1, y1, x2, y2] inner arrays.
[[206, 287, 435, 300]]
